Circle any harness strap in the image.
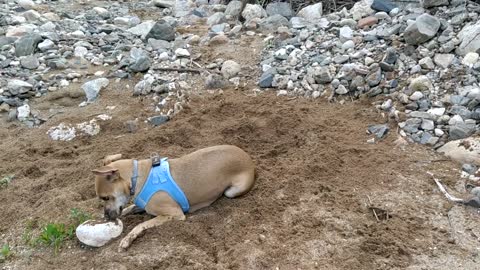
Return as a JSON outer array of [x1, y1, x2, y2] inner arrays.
[[130, 160, 139, 196]]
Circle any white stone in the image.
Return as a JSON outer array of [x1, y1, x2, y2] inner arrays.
[[434, 128, 444, 137], [462, 52, 479, 67], [175, 48, 190, 57], [339, 26, 353, 41], [428, 107, 446, 116], [409, 91, 424, 101], [437, 138, 480, 166], [74, 46, 88, 58], [297, 3, 323, 22], [18, 0, 36, 10], [76, 219, 123, 247], [221, 60, 241, 79], [17, 104, 30, 120]]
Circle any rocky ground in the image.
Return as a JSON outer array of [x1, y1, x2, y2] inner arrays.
[[2, 0, 480, 269]]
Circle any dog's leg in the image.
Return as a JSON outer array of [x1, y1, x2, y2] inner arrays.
[[121, 205, 145, 217], [118, 213, 185, 251]]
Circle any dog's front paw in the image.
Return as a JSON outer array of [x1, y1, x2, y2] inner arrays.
[[118, 236, 133, 252]]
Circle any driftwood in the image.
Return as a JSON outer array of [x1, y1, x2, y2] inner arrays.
[[428, 172, 480, 207]]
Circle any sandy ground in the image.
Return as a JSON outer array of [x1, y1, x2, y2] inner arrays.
[[2, 1, 480, 270]]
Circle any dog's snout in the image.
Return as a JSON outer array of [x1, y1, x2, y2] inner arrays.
[[104, 208, 118, 220]]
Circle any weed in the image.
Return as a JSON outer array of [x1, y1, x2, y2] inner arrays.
[[69, 208, 91, 227], [36, 223, 72, 255], [22, 220, 38, 248], [0, 244, 13, 262], [34, 208, 91, 255], [0, 175, 14, 189]]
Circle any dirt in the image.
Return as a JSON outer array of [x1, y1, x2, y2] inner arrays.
[[2, 3, 480, 270]]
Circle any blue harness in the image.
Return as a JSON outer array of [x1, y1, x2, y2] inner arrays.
[[132, 158, 190, 213]]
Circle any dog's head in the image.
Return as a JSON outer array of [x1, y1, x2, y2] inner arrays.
[[93, 154, 130, 220]]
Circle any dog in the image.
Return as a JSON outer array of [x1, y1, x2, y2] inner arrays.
[[92, 145, 256, 251]]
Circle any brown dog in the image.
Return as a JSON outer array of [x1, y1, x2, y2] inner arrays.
[[92, 145, 255, 251]]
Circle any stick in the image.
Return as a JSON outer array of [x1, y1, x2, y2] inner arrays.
[[153, 67, 202, 73], [427, 172, 464, 203], [366, 195, 380, 222]]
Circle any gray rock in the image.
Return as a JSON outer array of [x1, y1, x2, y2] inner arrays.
[[20, 55, 39, 69], [297, 3, 323, 22], [82, 78, 109, 102], [420, 132, 439, 146], [335, 85, 349, 95], [38, 39, 55, 51], [18, 0, 36, 10], [225, 1, 243, 17], [221, 60, 241, 79], [421, 119, 435, 130], [313, 67, 333, 84], [14, 34, 42, 57], [339, 26, 353, 41], [145, 21, 175, 41], [456, 23, 480, 56], [409, 111, 436, 120], [368, 124, 389, 139], [0, 37, 16, 47], [133, 75, 155, 96], [211, 23, 226, 33], [148, 39, 171, 51], [422, 0, 449, 8], [449, 122, 476, 140], [259, 69, 275, 88], [419, 57, 435, 69], [366, 66, 382, 87], [205, 74, 227, 89], [383, 47, 397, 64], [153, 0, 175, 8], [434, 53, 455, 68], [129, 48, 151, 72], [149, 115, 169, 126], [207, 12, 226, 26], [334, 55, 349, 64], [128, 21, 156, 39], [290, 17, 307, 29], [242, 4, 266, 21], [409, 76, 433, 92], [259, 15, 290, 32], [7, 80, 33, 95], [266, 2, 294, 19], [462, 163, 477, 174], [371, 0, 397, 13], [404, 13, 440, 45]]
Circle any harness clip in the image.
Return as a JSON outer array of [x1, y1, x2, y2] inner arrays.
[[151, 153, 161, 167]]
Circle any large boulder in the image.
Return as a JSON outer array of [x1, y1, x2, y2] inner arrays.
[[297, 3, 323, 22], [422, 0, 449, 8], [403, 13, 440, 45], [266, 2, 294, 19], [437, 137, 480, 166], [456, 22, 480, 56]]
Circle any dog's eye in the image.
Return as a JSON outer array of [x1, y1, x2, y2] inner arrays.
[[100, 196, 109, 201]]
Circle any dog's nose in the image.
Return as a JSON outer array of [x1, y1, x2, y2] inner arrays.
[[104, 208, 117, 220]]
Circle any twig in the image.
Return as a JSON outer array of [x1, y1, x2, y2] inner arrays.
[[366, 195, 380, 222], [427, 172, 464, 203], [153, 67, 202, 73]]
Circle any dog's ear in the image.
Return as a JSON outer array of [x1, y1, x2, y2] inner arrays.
[[92, 166, 119, 181], [103, 154, 123, 165]]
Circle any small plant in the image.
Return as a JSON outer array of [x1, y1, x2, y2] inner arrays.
[[36, 223, 72, 255], [0, 175, 14, 189], [35, 208, 91, 255], [0, 244, 13, 262], [22, 219, 38, 248], [69, 208, 91, 227]]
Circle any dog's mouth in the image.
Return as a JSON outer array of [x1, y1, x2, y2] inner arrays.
[[104, 206, 122, 220]]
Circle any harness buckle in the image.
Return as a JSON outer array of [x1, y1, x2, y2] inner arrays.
[[151, 153, 161, 167]]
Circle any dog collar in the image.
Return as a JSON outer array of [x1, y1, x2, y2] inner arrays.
[[130, 160, 139, 196]]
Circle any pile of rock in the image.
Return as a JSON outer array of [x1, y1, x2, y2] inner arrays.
[[237, 0, 480, 148]]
